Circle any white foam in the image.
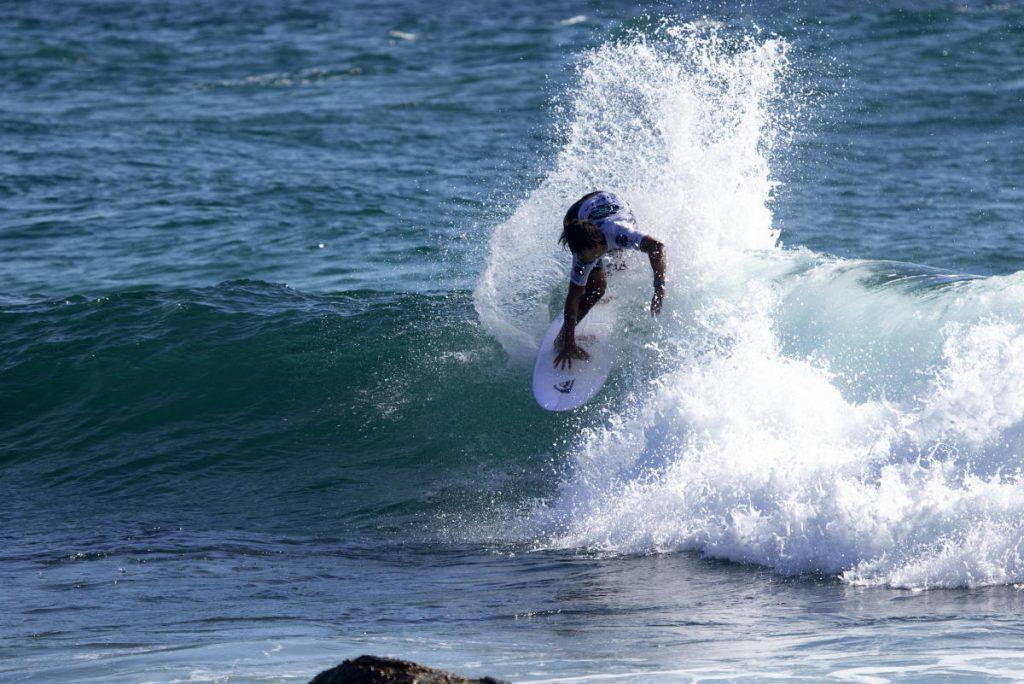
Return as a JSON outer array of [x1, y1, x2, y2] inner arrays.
[[475, 23, 786, 361], [475, 23, 1024, 589]]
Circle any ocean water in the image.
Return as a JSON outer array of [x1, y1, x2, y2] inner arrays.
[[3, 1, 1024, 682]]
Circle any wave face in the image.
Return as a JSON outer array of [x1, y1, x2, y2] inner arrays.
[[476, 24, 1024, 590], [0, 282, 560, 538]]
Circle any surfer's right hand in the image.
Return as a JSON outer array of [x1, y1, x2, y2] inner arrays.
[[554, 343, 589, 370], [651, 285, 665, 316]]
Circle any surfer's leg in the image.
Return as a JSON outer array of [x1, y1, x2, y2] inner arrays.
[[554, 263, 606, 350], [576, 265, 606, 323]]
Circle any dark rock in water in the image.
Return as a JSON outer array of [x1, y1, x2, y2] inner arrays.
[[310, 655, 509, 684]]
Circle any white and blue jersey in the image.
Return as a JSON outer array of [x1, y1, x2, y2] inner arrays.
[[569, 191, 644, 286]]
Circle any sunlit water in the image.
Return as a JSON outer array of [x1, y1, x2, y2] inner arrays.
[[2, 1, 1024, 681]]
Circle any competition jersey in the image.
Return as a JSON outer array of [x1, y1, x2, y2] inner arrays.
[[569, 191, 644, 286]]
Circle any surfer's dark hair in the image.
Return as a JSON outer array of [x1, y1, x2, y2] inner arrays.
[[560, 192, 605, 253], [559, 216, 604, 253]]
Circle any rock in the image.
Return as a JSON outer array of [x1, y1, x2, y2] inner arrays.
[[310, 655, 509, 684]]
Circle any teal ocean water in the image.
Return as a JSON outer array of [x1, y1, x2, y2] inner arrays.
[[3, 1, 1024, 681]]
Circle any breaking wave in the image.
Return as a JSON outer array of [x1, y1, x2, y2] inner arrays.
[[475, 22, 1024, 590]]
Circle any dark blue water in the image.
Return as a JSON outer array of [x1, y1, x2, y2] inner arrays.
[[3, 1, 1024, 681]]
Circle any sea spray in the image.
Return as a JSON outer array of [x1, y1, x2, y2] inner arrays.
[[477, 23, 1024, 589], [475, 22, 789, 362]]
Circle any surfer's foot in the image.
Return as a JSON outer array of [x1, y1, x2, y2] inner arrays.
[[554, 329, 565, 351]]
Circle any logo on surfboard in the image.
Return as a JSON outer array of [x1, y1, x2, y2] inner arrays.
[[553, 379, 575, 394]]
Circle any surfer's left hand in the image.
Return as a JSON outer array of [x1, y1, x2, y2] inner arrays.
[[651, 285, 665, 316]]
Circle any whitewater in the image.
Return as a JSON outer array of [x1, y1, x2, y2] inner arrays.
[[476, 23, 1024, 590]]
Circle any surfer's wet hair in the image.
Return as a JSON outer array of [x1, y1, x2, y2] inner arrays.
[[559, 216, 604, 253], [560, 192, 605, 253]]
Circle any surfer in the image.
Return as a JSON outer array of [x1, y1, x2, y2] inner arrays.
[[554, 190, 667, 370]]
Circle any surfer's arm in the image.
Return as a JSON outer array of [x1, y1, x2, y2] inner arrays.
[[554, 283, 590, 369], [640, 236, 666, 315], [560, 283, 585, 343]]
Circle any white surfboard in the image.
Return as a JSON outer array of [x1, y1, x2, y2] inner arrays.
[[532, 296, 617, 411]]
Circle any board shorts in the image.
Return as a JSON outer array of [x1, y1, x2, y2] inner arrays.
[[568, 191, 644, 287]]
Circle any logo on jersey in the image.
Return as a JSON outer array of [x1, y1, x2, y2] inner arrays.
[[615, 234, 630, 248], [586, 201, 620, 222], [554, 380, 575, 394]]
